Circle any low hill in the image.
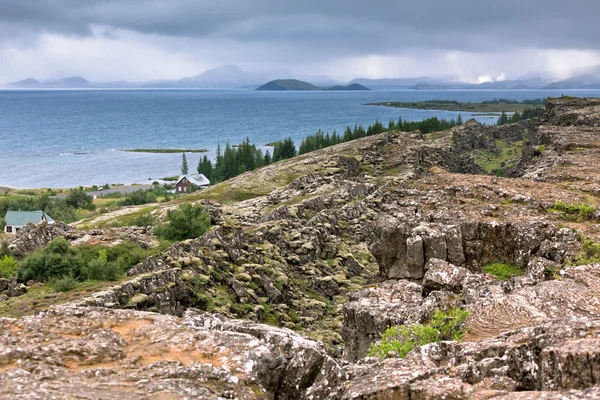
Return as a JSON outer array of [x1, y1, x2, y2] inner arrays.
[[256, 79, 321, 91], [325, 83, 370, 91], [256, 79, 369, 91]]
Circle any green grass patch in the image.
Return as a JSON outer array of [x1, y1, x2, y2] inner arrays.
[[482, 262, 524, 281], [473, 140, 524, 175], [368, 308, 469, 358], [547, 201, 596, 222]]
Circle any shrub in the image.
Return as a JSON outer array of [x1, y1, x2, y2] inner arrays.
[[118, 190, 157, 206], [18, 237, 85, 282], [0, 240, 12, 258], [482, 263, 524, 281], [133, 213, 155, 227], [49, 275, 79, 292], [82, 249, 121, 281], [0, 256, 18, 278], [367, 308, 469, 358], [65, 188, 95, 210], [574, 236, 600, 265], [154, 203, 210, 241]]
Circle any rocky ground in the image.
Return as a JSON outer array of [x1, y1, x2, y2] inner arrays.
[[2, 96, 600, 398]]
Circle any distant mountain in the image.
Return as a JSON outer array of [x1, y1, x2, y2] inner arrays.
[[544, 75, 600, 89], [348, 77, 448, 89], [44, 76, 94, 88], [6, 76, 94, 89], [7, 78, 42, 88], [256, 79, 370, 91]]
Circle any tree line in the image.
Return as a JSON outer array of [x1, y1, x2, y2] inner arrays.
[[496, 108, 538, 126], [195, 114, 464, 183]]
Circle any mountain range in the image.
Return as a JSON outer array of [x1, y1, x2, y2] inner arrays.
[[4, 64, 600, 90]]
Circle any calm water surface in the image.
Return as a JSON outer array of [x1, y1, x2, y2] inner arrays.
[[1, 88, 600, 188]]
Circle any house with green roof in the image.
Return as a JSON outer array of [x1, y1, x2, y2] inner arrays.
[[3, 210, 55, 234]]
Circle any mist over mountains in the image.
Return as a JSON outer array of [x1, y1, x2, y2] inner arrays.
[[4, 64, 600, 90]]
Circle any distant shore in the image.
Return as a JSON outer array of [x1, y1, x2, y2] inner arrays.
[[125, 148, 208, 153], [366, 100, 543, 113]]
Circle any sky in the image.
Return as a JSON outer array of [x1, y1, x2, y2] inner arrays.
[[1, 0, 600, 83]]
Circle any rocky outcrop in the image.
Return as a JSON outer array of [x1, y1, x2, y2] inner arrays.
[[8, 221, 73, 258], [0, 277, 27, 301], [371, 219, 579, 280], [8, 221, 158, 258], [543, 97, 600, 126], [70, 268, 193, 316], [0, 306, 342, 399]]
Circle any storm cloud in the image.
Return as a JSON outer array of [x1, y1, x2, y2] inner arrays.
[[0, 0, 599, 82]]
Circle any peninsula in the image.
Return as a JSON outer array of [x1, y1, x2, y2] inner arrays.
[[367, 98, 545, 113]]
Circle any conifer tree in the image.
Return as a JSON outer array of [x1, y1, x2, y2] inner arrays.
[[457, 113, 463, 125], [181, 153, 189, 175]]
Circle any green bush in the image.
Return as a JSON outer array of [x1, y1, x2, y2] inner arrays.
[[0, 255, 18, 278], [49, 275, 79, 292], [368, 308, 469, 358], [482, 263, 524, 281], [18, 238, 85, 282], [65, 188, 95, 210], [82, 249, 120, 281], [154, 203, 210, 241], [0, 240, 12, 258], [118, 190, 157, 206], [133, 213, 155, 227]]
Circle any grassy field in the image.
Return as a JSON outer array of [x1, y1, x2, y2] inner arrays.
[[367, 100, 542, 113]]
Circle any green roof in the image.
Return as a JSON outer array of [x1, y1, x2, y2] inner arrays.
[[5, 210, 54, 227]]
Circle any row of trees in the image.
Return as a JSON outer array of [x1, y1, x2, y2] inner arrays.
[[195, 137, 298, 183], [298, 115, 463, 155], [496, 108, 538, 126], [192, 114, 466, 184]]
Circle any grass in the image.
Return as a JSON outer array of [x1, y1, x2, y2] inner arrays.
[[473, 139, 524, 175], [0, 280, 124, 318], [547, 201, 596, 222], [482, 262, 524, 281], [368, 308, 469, 358], [125, 148, 208, 153]]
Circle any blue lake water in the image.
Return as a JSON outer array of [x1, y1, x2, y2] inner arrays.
[[1, 88, 600, 188]]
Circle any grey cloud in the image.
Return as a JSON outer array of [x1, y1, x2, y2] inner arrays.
[[0, 0, 599, 55]]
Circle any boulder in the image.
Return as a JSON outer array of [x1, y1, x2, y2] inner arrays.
[[421, 258, 471, 296]]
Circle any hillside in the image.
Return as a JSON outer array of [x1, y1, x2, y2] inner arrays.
[[256, 79, 369, 91], [3, 97, 600, 398]]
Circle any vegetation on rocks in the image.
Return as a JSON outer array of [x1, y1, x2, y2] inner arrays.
[[154, 203, 210, 241], [17, 237, 164, 283], [482, 262, 524, 281], [367, 308, 469, 358], [548, 201, 596, 221], [0, 255, 18, 278]]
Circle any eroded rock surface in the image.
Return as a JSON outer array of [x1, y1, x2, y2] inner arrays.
[[4, 97, 600, 398]]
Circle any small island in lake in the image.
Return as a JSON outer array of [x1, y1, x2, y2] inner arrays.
[[256, 79, 370, 91]]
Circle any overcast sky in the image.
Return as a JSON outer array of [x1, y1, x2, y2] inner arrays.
[[1, 0, 599, 83]]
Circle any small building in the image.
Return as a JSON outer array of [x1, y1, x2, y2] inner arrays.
[[175, 174, 210, 194], [3, 210, 55, 234]]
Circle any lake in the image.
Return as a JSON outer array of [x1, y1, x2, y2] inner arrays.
[[1, 88, 600, 188]]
